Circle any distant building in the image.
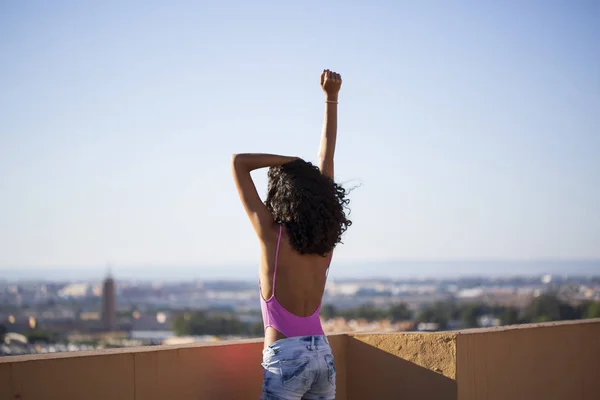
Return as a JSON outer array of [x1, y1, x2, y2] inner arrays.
[[102, 274, 117, 332], [58, 283, 91, 298]]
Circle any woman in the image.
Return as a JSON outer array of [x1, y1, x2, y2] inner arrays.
[[231, 69, 351, 400]]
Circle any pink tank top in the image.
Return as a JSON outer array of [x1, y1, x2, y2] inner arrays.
[[259, 225, 329, 337]]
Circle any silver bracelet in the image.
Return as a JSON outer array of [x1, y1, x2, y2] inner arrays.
[[326, 100, 338, 104]]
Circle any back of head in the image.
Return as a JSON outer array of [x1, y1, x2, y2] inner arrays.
[[266, 159, 352, 256]]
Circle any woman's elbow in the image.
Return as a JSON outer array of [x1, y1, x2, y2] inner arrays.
[[231, 153, 243, 168], [231, 153, 249, 173]]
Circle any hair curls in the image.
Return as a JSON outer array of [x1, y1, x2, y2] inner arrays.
[[266, 159, 352, 256]]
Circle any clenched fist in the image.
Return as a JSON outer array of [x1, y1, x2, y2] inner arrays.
[[321, 69, 342, 99]]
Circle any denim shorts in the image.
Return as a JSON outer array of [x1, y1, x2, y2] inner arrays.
[[260, 335, 336, 400]]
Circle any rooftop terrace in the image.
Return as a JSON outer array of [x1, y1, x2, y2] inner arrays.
[[1, 319, 599, 399]]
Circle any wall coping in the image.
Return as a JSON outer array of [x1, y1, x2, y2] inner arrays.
[[0, 336, 265, 364], [452, 317, 600, 335]]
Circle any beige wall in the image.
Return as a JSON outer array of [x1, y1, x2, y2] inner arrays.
[[456, 319, 600, 400], [0, 339, 266, 400], [1, 319, 599, 399], [0, 335, 346, 400], [347, 332, 457, 400]]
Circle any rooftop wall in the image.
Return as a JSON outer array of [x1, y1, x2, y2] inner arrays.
[[347, 332, 457, 399], [456, 319, 600, 400], [1, 319, 598, 400]]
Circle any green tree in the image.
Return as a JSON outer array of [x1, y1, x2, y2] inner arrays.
[[388, 303, 411, 322], [25, 329, 52, 343], [583, 301, 600, 319], [321, 304, 337, 319], [354, 303, 385, 321], [417, 301, 452, 329], [0, 324, 6, 343], [249, 321, 265, 337], [500, 307, 520, 326], [525, 294, 561, 322], [172, 313, 192, 336], [172, 311, 246, 336], [460, 305, 480, 328], [340, 303, 385, 322]]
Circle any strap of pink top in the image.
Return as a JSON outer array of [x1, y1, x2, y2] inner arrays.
[[271, 225, 283, 297]]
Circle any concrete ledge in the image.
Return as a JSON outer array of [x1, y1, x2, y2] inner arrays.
[[456, 318, 600, 400], [348, 332, 457, 399], [0, 336, 266, 364], [0, 334, 346, 400], [455, 316, 600, 334], [0, 320, 599, 400]]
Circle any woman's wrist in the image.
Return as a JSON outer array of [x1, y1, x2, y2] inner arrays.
[[325, 94, 339, 103]]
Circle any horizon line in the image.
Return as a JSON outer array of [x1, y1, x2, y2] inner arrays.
[[1, 257, 599, 271]]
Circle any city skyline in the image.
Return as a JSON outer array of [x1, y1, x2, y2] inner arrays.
[[1, 1, 599, 271], [1, 259, 599, 282]]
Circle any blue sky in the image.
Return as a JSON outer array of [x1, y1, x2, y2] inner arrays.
[[1, 0, 599, 272]]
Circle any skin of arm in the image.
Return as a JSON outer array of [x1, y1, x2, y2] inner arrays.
[[231, 153, 299, 238], [318, 69, 342, 179]]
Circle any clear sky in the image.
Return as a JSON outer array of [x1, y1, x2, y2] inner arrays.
[[1, 1, 599, 272]]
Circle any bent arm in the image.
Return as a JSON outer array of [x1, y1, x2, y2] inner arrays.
[[231, 153, 298, 238], [231, 153, 298, 172]]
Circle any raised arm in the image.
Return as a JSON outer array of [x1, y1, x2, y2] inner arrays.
[[231, 153, 298, 238], [318, 69, 342, 179]]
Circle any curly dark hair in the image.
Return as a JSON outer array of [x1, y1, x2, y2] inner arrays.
[[266, 159, 352, 256]]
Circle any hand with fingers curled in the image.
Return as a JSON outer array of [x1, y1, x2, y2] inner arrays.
[[320, 69, 342, 100]]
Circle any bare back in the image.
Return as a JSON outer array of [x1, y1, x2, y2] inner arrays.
[[259, 225, 331, 345]]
